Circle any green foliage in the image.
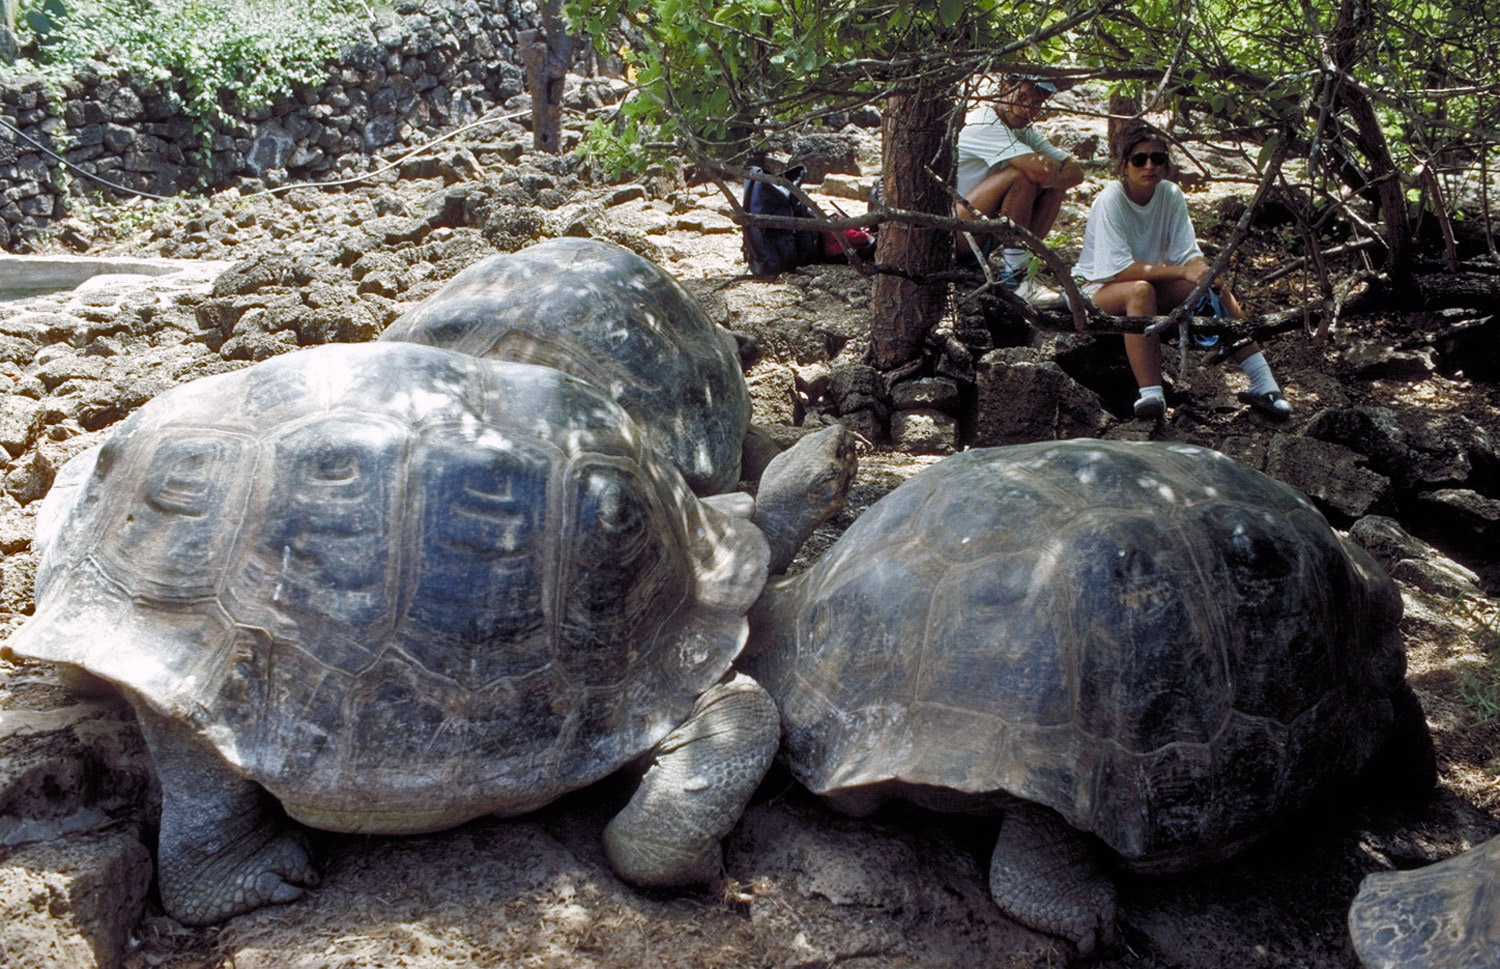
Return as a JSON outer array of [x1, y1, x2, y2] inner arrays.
[[566, 0, 1066, 173], [1461, 672, 1500, 725], [22, 0, 67, 49], [1455, 595, 1500, 725], [580, 115, 651, 181], [1078, 0, 1499, 177], [5, 0, 378, 137]]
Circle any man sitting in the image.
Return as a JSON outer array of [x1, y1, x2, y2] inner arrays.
[[955, 76, 1083, 302]]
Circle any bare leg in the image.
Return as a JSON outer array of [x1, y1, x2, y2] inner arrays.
[[133, 701, 318, 925], [1027, 186, 1067, 237], [997, 174, 1039, 226], [1124, 334, 1165, 389], [957, 167, 1029, 257], [1093, 280, 1164, 388], [960, 166, 1026, 220]]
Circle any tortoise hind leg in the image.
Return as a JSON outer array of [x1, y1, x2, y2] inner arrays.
[[989, 801, 1118, 956], [603, 673, 779, 886], [132, 701, 319, 925], [1360, 682, 1437, 809]]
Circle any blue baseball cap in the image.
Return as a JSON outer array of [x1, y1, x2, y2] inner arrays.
[[1011, 75, 1060, 95]]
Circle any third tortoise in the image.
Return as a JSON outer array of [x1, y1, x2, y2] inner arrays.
[[1348, 833, 1500, 969], [380, 237, 751, 495], [743, 438, 1433, 954]]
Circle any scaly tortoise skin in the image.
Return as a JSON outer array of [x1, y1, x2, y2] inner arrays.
[[380, 237, 750, 495], [6, 342, 836, 925], [744, 439, 1430, 954]]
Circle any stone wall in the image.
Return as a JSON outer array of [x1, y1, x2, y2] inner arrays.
[[0, 0, 539, 251]]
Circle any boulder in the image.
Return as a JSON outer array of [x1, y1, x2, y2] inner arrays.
[[891, 377, 960, 414], [1264, 435, 1394, 521], [828, 364, 887, 420], [1348, 514, 1483, 598], [1343, 345, 1437, 381], [889, 409, 957, 455], [1303, 406, 1500, 494], [972, 348, 1112, 445], [1413, 488, 1500, 554], [746, 366, 798, 427], [0, 830, 152, 969]]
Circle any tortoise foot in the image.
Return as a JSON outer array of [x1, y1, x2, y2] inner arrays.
[[134, 700, 320, 924], [989, 801, 1118, 956], [160, 824, 318, 925], [604, 673, 779, 886]]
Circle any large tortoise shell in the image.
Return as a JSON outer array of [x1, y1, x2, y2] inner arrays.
[[380, 238, 751, 496], [744, 440, 1405, 870], [10, 343, 768, 832]]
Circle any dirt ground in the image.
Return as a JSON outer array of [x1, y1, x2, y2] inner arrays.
[[2, 105, 1498, 969]]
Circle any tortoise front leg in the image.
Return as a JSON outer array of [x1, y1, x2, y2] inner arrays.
[[603, 673, 779, 886], [132, 701, 319, 924], [989, 800, 1118, 956]]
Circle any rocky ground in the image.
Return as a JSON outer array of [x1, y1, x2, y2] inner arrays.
[[1, 89, 1498, 969]]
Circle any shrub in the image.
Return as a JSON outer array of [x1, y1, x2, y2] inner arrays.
[[6, 0, 381, 135]]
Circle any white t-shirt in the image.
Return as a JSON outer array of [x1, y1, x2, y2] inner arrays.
[[1072, 180, 1204, 283], [955, 104, 1072, 199]]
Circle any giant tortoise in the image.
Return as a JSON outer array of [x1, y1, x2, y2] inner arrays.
[[3, 342, 854, 925], [1349, 833, 1500, 969], [742, 439, 1432, 953], [379, 237, 751, 496]]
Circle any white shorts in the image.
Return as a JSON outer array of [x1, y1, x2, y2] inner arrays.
[[1064, 279, 1105, 311]]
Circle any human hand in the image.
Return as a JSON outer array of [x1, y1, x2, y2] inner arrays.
[[1181, 261, 1210, 285], [1012, 154, 1058, 188]]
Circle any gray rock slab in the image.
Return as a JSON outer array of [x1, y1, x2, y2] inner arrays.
[[0, 829, 152, 969]]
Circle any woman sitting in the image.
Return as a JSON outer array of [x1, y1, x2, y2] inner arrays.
[[1072, 121, 1291, 421]]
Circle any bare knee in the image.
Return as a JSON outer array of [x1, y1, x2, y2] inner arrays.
[[1122, 281, 1157, 316], [1098, 280, 1157, 317]]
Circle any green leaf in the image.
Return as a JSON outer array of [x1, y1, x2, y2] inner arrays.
[[1255, 134, 1279, 172]]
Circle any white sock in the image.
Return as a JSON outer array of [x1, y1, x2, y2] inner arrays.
[[1137, 385, 1165, 402], [1002, 248, 1028, 272], [1238, 352, 1280, 396]]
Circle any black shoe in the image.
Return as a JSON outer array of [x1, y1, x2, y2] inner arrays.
[[1133, 396, 1166, 420], [1237, 390, 1292, 421]]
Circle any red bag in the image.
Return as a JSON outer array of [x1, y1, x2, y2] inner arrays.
[[820, 227, 876, 259]]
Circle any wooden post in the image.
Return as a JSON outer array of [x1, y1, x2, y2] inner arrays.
[[521, 0, 571, 155]]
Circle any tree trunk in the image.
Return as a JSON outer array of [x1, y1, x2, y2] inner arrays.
[[1107, 90, 1139, 159], [869, 86, 955, 370], [1329, 0, 1412, 285]]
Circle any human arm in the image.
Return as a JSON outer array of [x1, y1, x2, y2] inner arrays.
[[1005, 153, 1084, 190], [1106, 255, 1210, 285]]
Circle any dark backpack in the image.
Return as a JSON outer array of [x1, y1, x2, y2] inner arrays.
[[741, 165, 823, 277]]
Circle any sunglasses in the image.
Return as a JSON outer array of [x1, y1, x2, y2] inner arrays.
[[1129, 151, 1170, 167]]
